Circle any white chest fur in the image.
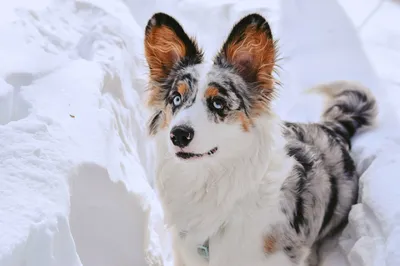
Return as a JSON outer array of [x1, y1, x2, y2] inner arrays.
[[172, 201, 295, 266], [154, 118, 297, 266], [155, 149, 296, 265]]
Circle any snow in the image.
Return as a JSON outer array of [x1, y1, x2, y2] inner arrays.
[[0, 0, 399, 266]]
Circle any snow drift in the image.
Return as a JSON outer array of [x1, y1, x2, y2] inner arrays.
[[0, 0, 399, 266]]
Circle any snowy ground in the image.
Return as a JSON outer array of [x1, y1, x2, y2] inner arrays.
[[339, 0, 400, 119], [0, 0, 400, 266]]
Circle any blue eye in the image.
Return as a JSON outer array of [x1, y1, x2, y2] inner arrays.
[[173, 95, 182, 106], [212, 99, 225, 110]]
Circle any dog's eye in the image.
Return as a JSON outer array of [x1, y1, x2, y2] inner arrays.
[[172, 94, 182, 107], [212, 98, 225, 110]]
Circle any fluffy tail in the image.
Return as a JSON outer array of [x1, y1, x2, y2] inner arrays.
[[311, 81, 378, 142]]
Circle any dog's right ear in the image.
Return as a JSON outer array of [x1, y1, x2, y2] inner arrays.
[[144, 13, 203, 83]]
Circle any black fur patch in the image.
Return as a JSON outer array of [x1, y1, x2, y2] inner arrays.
[[283, 122, 305, 142], [284, 246, 293, 252], [337, 90, 367, 102], [322, 88, 376, 144], [227, 80, 248, 113], [341, 146, 356, 178], [320, 123, 351, 149], [319, 174, 338, 234], [282, 242, 301, 263], [180, 73, 197, 88], [291, 165, 307, 234], [208, 82, 229, 96], [148, 110, 163, 135], [287, 146, 313, 173]]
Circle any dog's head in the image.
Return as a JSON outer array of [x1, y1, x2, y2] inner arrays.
[[144, 13, 277, 161]]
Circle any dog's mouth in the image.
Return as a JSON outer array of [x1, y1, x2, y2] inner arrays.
[[176, 147, 218, 160]]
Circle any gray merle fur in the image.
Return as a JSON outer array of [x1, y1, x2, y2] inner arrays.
[[279, 82, 377, 265]]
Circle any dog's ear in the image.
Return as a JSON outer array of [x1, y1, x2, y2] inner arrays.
[[215, 14, 276, 91], [144, 13, 202, 83]]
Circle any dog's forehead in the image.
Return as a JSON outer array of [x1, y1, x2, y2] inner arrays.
[[190, 63, 212, 92], [186, 63, 230, 94]]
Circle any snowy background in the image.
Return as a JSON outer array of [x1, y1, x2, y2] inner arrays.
[[0, 0, 400, 266]]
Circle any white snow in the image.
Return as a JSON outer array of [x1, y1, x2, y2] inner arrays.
[[0, 0, 399, 266]]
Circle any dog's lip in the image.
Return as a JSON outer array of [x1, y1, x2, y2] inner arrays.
[[176, 147, 218, 160]]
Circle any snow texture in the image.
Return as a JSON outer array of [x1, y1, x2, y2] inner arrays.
[[0, 0, 399, 266]]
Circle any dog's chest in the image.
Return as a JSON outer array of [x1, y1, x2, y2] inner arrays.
[[176, 206, 292, 266]]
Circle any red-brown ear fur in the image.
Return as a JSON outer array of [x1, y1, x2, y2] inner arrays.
[[225, 25, 276, 91], [145, 25, 187, 82], [216, 14, 277, 116], [144, 13, 202, 109]]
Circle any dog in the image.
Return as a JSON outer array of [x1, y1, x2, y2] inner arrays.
[[143, 12, 377, 266]]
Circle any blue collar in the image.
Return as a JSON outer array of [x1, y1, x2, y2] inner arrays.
[[197, 239, 209, 260]]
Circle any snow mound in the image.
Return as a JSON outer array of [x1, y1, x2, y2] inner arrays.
[[0, 0, 399, 266], [0, 0, 166, 265]]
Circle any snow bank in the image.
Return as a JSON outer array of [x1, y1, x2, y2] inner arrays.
[[0, 0, 399, 266], [0, 0, 166, 265], [339, 0, 400, 119]]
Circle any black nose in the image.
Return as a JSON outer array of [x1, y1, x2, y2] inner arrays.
[[170, 126, 194, 148]]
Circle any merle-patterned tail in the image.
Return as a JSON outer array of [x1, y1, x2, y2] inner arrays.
[[315, 81, 378, 143]]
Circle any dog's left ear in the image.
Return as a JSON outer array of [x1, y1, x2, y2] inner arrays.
[[215, 14, 276, 92]]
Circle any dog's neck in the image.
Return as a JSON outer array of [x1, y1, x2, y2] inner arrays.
[[154, 114, 290, 236]]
